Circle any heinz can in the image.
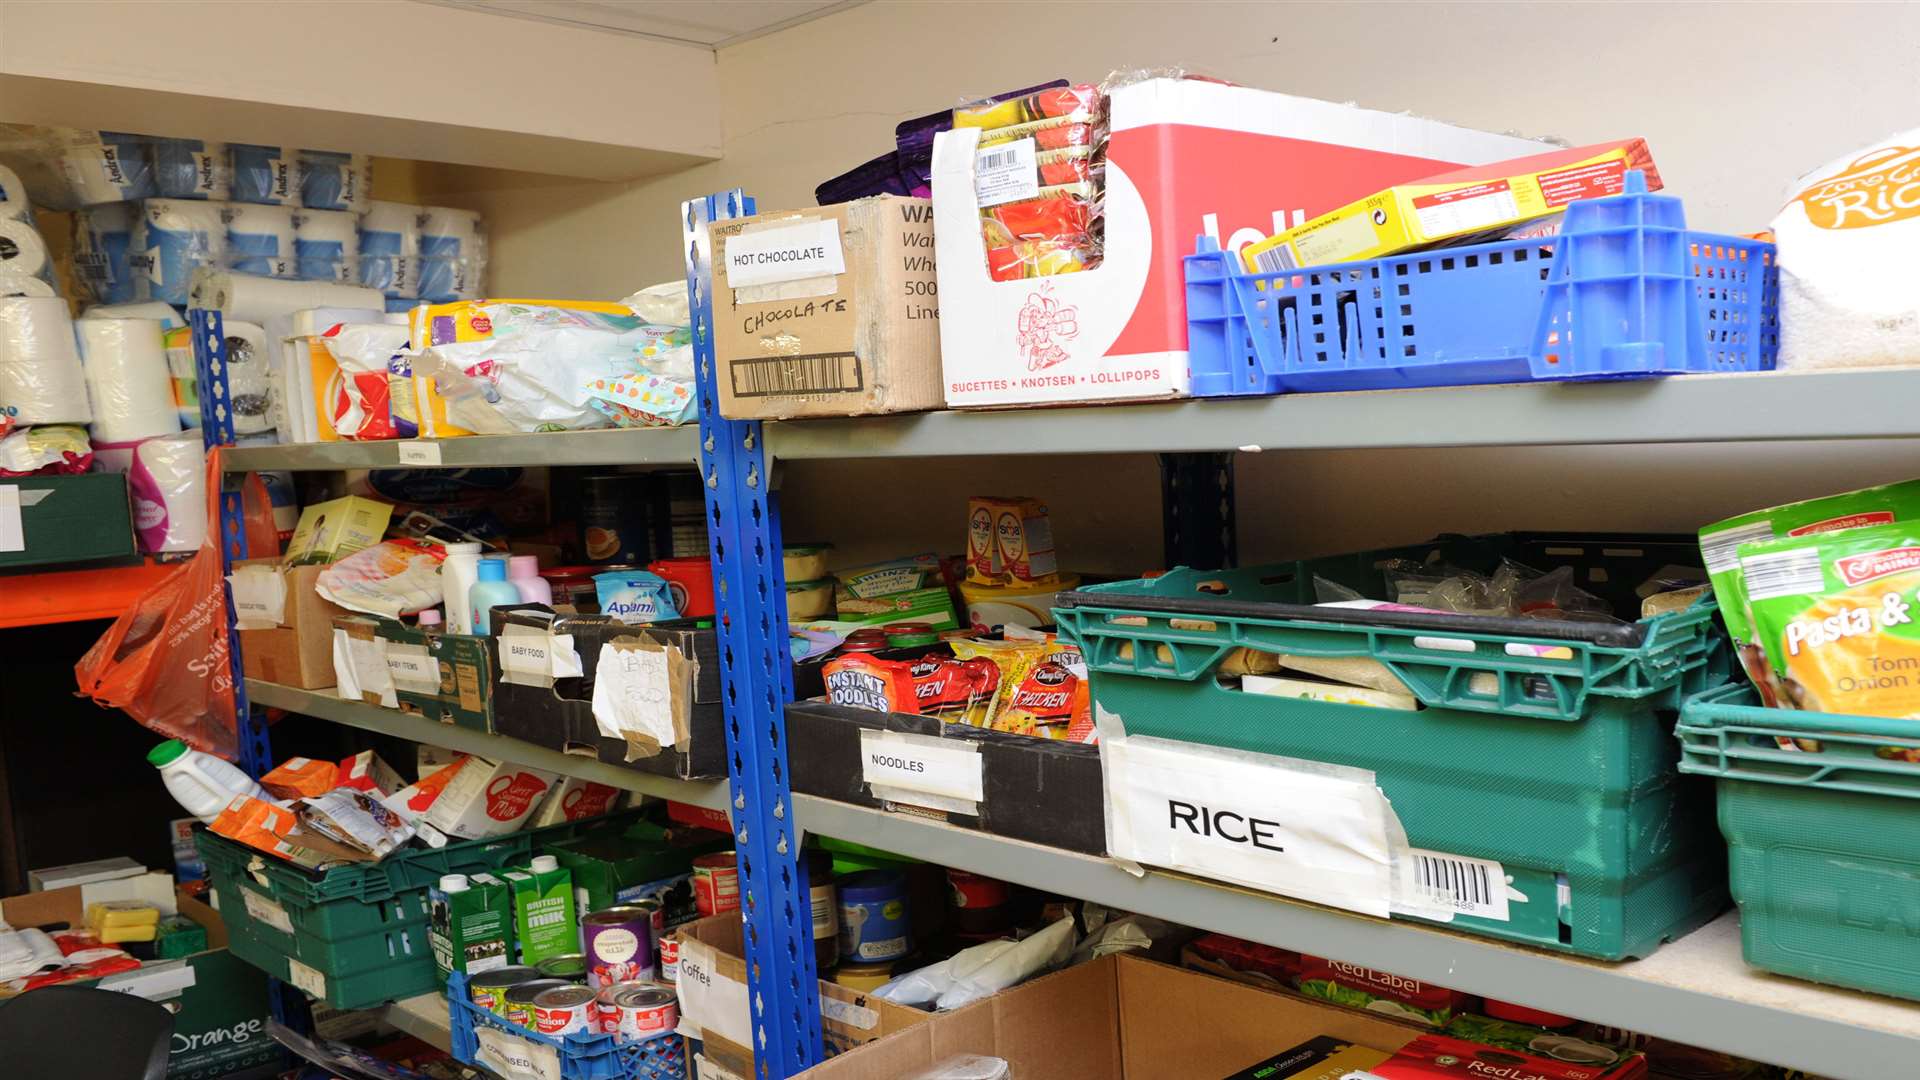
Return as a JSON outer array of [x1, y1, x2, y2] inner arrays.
[[596, 982, 678, 1043], [584, 904, 659, 989], [503, 978, 569, 1029], [691, 851, 741, 916], [469, 965, 543, 1016], [658, 935, 681, 984], [532, 984, 599, 1038]]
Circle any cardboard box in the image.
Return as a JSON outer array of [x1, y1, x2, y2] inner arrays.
[[0, 473, 137, 569], [330, 615, 395, 707], [490, 607, 727, 780], [27, 855, 145, 891], [932, 78, 1543, 407], [238, 561, 350, 689], [285, 495, 392, 566], [369, 618, 499, 731], [375, 618, 439, 717], [792, 953, 1424, 1079], [676, 913, 928, 1074], [786, 701, 1104, 855], [709, 196, 942, 420]]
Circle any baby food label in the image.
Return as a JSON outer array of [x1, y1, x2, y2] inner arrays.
[[591, 641, 684, 750], [859, 730, 985, 811], [975, 137, 1040, 208], [724, 218, 846, 289], [1103, 733, 1404, 919]]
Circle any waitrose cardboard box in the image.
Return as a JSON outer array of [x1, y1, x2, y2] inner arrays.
[[709, 196, 942, 420]]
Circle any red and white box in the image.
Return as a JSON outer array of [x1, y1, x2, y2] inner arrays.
[[933, 79, 1544, 407]]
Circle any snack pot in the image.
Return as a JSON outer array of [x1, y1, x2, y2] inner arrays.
[[933, 78, 1542, 407]]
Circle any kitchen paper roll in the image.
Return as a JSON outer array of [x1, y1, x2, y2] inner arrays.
[[83, 300, 186, 328], [358, 200, 422, 298], [293, 209, 359, 282], [225, 203, 297, 278], [128, 432, 206, 554], [137, 199, 226, 306], [222, 320, 274, 435], [418, 207, 484, 301], [228, 144, 299, 206], [153, 138, 229, 200], [74, 202, 138, 304], [298, 150, 370, 214], [75, 317, 181, 444], [190, 269, 381, 325], [0, 163, 32, 223], [0, 274, 54, 297], [0, 219, 50, 278], [0, 297, 92, 424]]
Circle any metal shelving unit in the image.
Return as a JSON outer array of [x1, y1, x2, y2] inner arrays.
[[223, 426, 698, 472]]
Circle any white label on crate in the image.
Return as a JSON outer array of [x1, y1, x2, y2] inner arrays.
[[475, 1026, 561, 1080], [241, 888, 295, 935], [285, 957, 327, 999], [676, 936, 751, 1047], [0, 486, 23, 553], [973, 136, 1040, 208], [859, 730, 984, 807], [1400, 848, 1512, 922], [498, 627, 553, 685], [383, 642, 437, 693], [396, 440, 441, 466], [724, 219, 845, 288], [1102, 733, 1405, 919], [819, 996, 880, 1032]]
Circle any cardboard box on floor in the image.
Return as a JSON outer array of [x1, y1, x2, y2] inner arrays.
[[236, 560, 350, 689], [792, 953, 1423, 1080], [2, 884, 281, 1079], [709, 196, 942, 420], [675, 914, 927, 1076]]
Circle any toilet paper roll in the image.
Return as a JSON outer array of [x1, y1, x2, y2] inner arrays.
[[0, 164, 32, 223], [153, 138, 229, 200], [74, 202, 138, 304], [0, 273, 54, 297], [418, 207, 484, 301], [190, 269, 382, 325], [228, 144, 299, 206], [128, 432, 206, 554], [298, 150, 370, 214], [358, 200, 422, 298], [222, 320, 274, 435], [137, 199, 226, 306], [293, 209, 359, 282], [82, 300, 186, 329], [0, 297, 92, 424], [75, 317, 181, 444], [225, 203, 297, 278], [0, 219, 50, 278], [56, 131, 156, 206]]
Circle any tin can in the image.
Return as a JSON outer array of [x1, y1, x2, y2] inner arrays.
[[536, 953, 590, 982], [469, 965, 543, 1016], [658, 935, 681, 984], [532, 984, 599, 1037], [837, 869, 910, 963], [691, 851, 741, 916], [596, 982, 678, 1043], [833, 962, 894, 993], [502, 978, 570, 1029], [578, 473, 655, 564], [584, 903, 659, 989]]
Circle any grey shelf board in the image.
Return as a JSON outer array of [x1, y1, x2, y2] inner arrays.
[[765, 367, 1920, 459], [244, 679, 729, 812], [790, 795, 1920, 1080], [222, 427, 699, 472], [381, 993, 451, 1050]]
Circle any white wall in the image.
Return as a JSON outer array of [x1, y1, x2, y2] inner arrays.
[[456, 0, 1920, 573]]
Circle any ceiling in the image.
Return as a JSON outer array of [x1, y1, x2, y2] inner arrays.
[[421, 0, 862, 48]]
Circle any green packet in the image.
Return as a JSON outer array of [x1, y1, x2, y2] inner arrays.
[[1699, 478, 1920, 654], [1739, 523, 1920, 718]]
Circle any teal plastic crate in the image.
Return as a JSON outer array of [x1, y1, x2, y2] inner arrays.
[[1054, 533, 1731, 959], [196, 809, 646, 1009], [1678, 683, 1920, 1001]]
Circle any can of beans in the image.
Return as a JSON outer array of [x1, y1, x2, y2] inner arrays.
[[691, 851, 740, 916], [502, 978, 570, 1029], [536, 953, 590, 982], [469, 966, 543, 1016], [658, 935, 681, 984], [584, 904, 659, 989], [596, 982, 679, 1043], [532, 984, 599, 1038]]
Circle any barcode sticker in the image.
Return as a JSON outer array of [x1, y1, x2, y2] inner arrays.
[[1253, 243, 1299, 273], [286, 957, 327, 999], [1743, 547, 1826, 601], [729, 353, 863, 398], [1406, 848, 1509, 922], [975, 137, 1040, 208], [1701, 520, 1775, 575]]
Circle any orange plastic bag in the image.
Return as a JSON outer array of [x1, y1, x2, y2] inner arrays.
[[75, 448, 267, 761]]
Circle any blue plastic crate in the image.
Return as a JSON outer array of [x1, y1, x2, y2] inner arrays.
[[1185, 172, 1778, 395], [447, 971, 686, 1080]]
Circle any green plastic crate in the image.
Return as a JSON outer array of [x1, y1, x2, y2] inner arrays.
[[1678, 683, 1920, 1001], [196, 809, 646, 1009], [1054, 533, 1731, 959]]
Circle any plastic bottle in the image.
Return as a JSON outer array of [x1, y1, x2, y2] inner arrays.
[[442, 542, 483, 634], [468, 557, 521, 635], [508, 555, 552, 606], [147, 739, 267, 824]]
